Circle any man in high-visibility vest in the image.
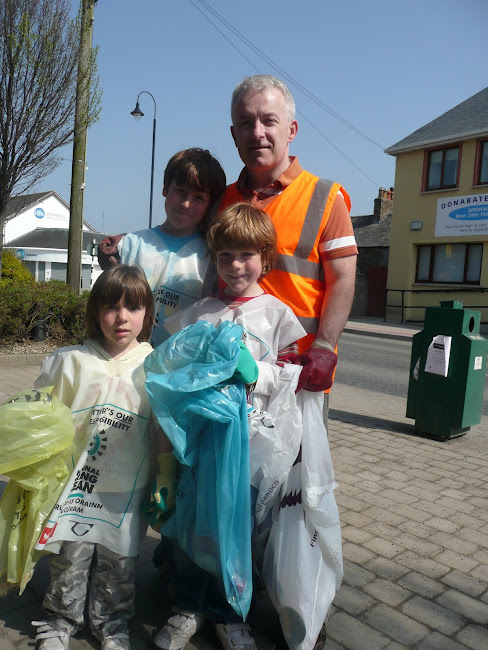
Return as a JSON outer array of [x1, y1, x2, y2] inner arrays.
[[220, 74, 358, 398], [220, 76, 358, 648]]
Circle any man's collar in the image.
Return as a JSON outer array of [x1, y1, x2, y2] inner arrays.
[[236, 156, 303, 192]]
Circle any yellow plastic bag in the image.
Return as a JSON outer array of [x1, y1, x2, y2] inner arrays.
[[0, 388, 74, 595]]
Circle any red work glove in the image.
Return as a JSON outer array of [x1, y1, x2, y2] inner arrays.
[[97, 235, 122, 269], [285, 346, 338, 392]]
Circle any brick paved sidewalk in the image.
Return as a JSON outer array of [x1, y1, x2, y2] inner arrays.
[[326, 418, 488, 650]]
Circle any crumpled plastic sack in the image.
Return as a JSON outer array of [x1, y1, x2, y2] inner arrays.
[[144, 320, 252, 619], [248, 362, 302, 557], [262, 391, 343, 650], [0, 388, 74, 595]]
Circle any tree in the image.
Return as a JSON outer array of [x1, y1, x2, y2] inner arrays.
[[0, 0, 101, 278]]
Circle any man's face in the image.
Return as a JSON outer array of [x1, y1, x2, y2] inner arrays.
[[231, 88, 298, 180]]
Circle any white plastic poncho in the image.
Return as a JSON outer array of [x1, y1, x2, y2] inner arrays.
[[34, 340, 153, 557], [119, 228, 216, 347]]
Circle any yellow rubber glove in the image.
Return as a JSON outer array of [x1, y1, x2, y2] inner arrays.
[[152, 452, 178, 512], [141, 452, 178, 531]]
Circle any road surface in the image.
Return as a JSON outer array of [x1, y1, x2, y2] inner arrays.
[[330, 332, 488, 454]]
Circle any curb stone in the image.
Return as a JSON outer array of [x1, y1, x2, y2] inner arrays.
[[0, 353, 48, 366]]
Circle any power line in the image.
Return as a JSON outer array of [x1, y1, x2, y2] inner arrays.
[[188, 0, 261, 74], [188, 0, 382, 187], [192, 0, 385, 150], [297, 112, 380, 186]]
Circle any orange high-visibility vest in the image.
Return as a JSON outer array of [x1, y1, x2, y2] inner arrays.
[[219, 170, 351, 352]]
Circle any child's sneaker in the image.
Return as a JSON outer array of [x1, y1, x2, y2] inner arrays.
[[32, 621, 70, 650], [154, 611, 204, 649], [215, 622, 257, 649], [102, 634, 130, 650]]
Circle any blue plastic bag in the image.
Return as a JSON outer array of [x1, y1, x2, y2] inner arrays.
[[144, 320, 252, 619]]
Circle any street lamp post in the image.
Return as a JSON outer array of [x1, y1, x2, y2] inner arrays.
[[131, 91, 157, 229]]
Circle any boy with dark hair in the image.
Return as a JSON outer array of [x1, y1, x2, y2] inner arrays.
[[97, 148, 226, 346]]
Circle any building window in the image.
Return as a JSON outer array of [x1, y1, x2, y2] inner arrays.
[[50, 262, 68, 282], [476, 140, 488, 185], [424, 146, 459, 191], [416, 243, 482, 284]]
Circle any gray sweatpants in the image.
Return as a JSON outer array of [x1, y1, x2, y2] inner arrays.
[[42, 541, 137, 641]]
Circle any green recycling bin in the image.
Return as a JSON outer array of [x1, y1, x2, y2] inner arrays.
[[407, 300, 487, 438]]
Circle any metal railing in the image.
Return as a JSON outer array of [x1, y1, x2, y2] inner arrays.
[[385, 287, 488, 323]]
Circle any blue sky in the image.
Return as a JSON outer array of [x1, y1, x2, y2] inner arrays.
[[35, 0, 488, 234]]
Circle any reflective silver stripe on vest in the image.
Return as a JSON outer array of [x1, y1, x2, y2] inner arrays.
[[297, 314, 320, 334], [295, 179, 335, 259], [273, 179, 336, 335], [275, 179, 335, 280], [275, 254, 323, 281]]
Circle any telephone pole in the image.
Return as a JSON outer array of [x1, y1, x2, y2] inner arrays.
[[67, 0, 96, 293]]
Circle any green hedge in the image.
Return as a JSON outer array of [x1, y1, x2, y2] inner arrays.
[[0, 279, 88, 345], [1, 250, 34, 286]]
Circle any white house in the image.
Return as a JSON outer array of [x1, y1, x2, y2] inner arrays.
[[3, 191, 106, 289]]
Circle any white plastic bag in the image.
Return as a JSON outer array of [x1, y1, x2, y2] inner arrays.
[[250, 363, 302, 528], [262, 391, 343, 650], [299, 391, 343, 587]]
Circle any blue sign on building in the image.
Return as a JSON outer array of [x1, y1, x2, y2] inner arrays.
[[449, 205, 488, 221], [35, 208, 45, 219]]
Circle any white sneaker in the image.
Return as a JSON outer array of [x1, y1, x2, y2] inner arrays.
[[32, 621, 70, 650], [102, 634, 130, 650], [154, 611, 205, 650], [215, 623, 257, 650]]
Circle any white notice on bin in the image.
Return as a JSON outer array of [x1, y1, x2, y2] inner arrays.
[[425, 335, 452, 377]]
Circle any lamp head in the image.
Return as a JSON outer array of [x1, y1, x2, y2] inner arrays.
[[130, 101, 144, 120]]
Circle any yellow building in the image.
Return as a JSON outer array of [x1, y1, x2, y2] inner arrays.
[[385, 87, 488, 323]]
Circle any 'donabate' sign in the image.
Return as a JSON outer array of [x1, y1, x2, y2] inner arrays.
[[435, 194, 488, 237]]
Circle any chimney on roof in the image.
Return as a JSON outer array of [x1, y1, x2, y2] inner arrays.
[[374, 186, 394, 222]]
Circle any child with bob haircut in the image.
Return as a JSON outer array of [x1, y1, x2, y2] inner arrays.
[[153, 203, 306, 650], [98, 148, 226, 347], [31, 265, 161, 650]]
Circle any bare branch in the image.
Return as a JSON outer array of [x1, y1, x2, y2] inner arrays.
[[0, 0, 101, 276]]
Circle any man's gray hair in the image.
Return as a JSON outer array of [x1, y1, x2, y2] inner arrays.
[[231, 75, 296, 121]]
